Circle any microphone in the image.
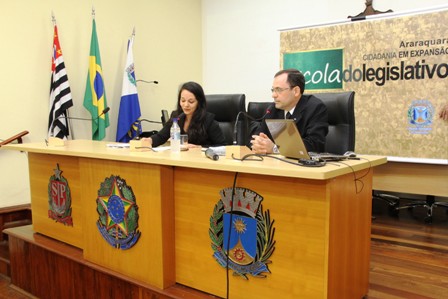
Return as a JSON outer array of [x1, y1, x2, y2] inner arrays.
[[233, 104, 273, 145], [132, 118, 163, 140], [175, 112, 185, 120], [49, 107, 110, 138], [134, 112, 184, 141], [139, 119, 162, 124], [52, 107, 110, 123], [205, 148, 219, 161], [47, 107, 110, 146], [136, 79, 158, 84]]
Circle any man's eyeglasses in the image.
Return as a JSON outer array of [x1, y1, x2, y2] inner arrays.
[[271, 87, 291, 94]]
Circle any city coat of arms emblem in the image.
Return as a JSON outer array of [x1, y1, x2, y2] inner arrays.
[[209, 187, 276, 279]]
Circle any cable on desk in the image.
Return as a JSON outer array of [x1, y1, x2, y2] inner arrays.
[[233, 153, 373, 194], [338, 157, 373, 194], [233, 153, 327, 167], [135, 146, 157, 152]]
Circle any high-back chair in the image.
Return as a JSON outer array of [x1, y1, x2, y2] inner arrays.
[[316, 91, 355, 154], [205, 94, 246, 145], [247, 91, 356, 154]]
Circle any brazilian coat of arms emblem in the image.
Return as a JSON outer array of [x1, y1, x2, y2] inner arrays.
[[96, 175, 141, 250], [48, 163, 73, 226], [209, 187, 276, 279]]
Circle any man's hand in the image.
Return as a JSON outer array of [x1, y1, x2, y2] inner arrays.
[[250, 133, 274, 154]]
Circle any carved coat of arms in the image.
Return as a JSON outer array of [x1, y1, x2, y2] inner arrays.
[[209, 187, 276, 279], [96, 175, 140, 249], [48, 164, 73, 226]]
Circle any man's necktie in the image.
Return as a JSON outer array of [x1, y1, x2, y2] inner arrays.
[[286, 112, 292, 119]]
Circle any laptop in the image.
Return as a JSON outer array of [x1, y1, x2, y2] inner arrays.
[[265, 119, 348, 161]]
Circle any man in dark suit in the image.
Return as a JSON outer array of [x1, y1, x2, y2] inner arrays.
[[250, 68, 328, 154]]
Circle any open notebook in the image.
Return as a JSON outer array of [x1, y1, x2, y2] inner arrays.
[[265, 119, 348, 161]]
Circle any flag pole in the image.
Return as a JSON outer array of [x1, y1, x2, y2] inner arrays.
[[92, 6, 95, 19], [51, 12, 75, 139], [49, 12, 74, 141]]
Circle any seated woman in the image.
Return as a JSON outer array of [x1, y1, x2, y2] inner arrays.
[[143, 81, 226, 148]]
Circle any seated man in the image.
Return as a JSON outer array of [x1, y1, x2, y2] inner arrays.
[[250, 68, 328, 154]]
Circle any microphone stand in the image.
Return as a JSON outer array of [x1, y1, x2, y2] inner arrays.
[[67, 109, 75, 140], [227, 105, 273, 159], [233, 105, 273, 145], [133, 119, 162, 140], [139, 119, 162, 124]]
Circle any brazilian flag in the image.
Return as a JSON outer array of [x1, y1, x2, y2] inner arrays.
[[83, 19, 109, 140]]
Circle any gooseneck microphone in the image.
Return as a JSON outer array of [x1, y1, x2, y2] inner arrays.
[[233, 104, 274, 145], [139, 119, 162, 124], [49, 107, 111, 137], [133, 117, 165, 140], [170, 112, 185, 124], [205, 148, 219, 161], [53, 107, 110, 122], [47, 107, 110, 143], [136, 79, 159, 84]]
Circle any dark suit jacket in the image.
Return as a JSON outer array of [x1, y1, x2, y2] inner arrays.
[[151, 112, 226, 147], [251, 94, 328, 153]]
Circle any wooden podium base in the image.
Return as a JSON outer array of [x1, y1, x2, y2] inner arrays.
[[4, 225, 218, 299]]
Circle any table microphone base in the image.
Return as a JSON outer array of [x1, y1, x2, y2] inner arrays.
[[47, 137, 66, 147], [225, 145, 252, 159], [130, 139, 152, 152]]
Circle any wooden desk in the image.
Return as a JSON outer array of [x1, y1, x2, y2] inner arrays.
[[373, 162, 448, 197], [4, 140, 386, 299]]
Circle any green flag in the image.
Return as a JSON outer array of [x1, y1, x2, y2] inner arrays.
[[83, 19, 109, 140]]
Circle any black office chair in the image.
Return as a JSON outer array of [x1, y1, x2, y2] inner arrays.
[[247, 91, 356, 155], [205, 94, 246, 145], [247, 102, 271, 120], [314, 91, 355, 155], [315, 92, 398, 217], [161, 109, 169, 126], [396, 195, 448, 223]]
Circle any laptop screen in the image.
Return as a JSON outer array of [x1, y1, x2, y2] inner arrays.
[[265, 119, 310, 160]]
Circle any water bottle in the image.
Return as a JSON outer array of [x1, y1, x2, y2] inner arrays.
[[170, 117, 181, 153]]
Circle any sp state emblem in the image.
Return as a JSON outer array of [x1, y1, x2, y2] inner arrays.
[[48, 164, 73, 226]]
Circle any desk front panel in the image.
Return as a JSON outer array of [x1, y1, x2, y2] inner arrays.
[[28, 153, 83, 248], [174, 167, 330, 299], [80, 158, 175, 289], [174, 167, 372, 299]]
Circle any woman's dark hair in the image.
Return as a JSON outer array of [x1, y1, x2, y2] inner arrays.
[[176, 81, 208, 144]]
